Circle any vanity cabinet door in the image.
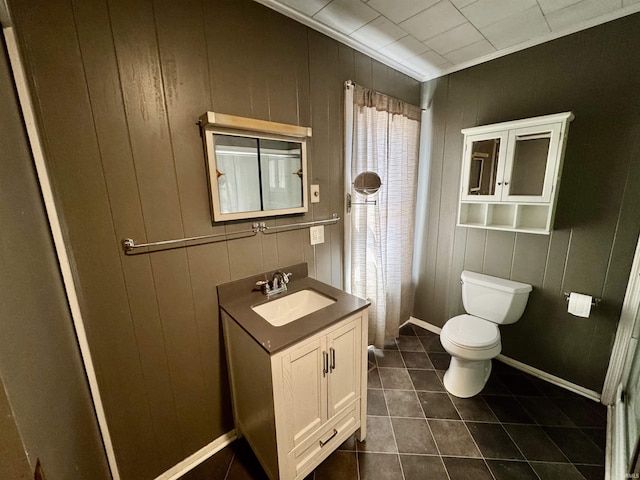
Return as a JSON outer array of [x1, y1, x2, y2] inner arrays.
[[460, 132, 508, 202], [280, 336, 328, 450], [327, 317, 361, 417], [502, 123, 562, 203]]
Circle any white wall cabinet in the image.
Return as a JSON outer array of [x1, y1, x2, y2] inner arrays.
[[222, 309, 368, 480], [458, 112, 573, 234]]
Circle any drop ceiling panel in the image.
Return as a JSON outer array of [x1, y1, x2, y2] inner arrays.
[[378, 35, 429, 60], [400, 1, 467, 41], [313, 0, 379, 34], [459, 0, 538, 28], [351, 15, 408, 49], [481, 6, 551, 50], [546, 0, 622, 31], [424, 22, 484, 55], [367, 0, 441, 24], [256, 0, 640, 81]]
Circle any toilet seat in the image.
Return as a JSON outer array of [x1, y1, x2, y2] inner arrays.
[[441, 314, 500, 351]]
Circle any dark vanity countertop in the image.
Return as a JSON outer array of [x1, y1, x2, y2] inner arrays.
[[217, 263, 369, 354]]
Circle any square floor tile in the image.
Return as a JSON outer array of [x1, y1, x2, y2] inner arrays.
[[576, 464, 606, 480], [442, 457, 494, 480], [368, 367, 382, 389], [391, 417, 438, 454], [314, 450, 358, 480], [408, 369, 445, 391], [374, 349, 404, 367], [419, 335, 446, 353], [481, 373, 511, 395], [466, 422, 523, 460], [483, 395, 535, 424], [384, 390, 424, 417], [486, 459, 539, 480], [499, 373, 546, 396], [503, 424, 568, 462], [427, 352, 451, 369], [581, 426, 607, 451], [357, 452, 403, 480], [516, 396, 574, 426], [428, 419, 481, 457], [399, 324, 417, 336], [379, 368, 413, 390], [450, 394, 498, 422], [411, 325, 436, 336], [337, 434, 357, 451], [530, 461, 585, 479], [401, 351, 434, 369], [418, 391, 460, 419], [553, 397, 607, 428], [359, 416, 397, 453], [400, 454, 447, 480], [368, 389, 388, 416], [542, 426, 605, 465], [396, 335, 425, 352]]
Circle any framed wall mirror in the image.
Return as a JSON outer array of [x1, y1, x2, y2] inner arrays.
[[200, 112, 311, 222]]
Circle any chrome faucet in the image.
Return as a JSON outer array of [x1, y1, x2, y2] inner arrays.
[[255, 271, 292, 297]]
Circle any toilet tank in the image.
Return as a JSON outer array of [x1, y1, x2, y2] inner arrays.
[[461, 271, 532, 324]]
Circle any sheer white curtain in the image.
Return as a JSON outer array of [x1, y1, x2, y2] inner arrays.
[[344, 82, 421, 348]]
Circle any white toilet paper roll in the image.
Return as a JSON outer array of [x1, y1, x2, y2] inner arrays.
[[568, 292, 592, 318]]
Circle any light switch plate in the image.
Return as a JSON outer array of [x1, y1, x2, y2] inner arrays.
[[310, 184, 320, 203], [310, 225, 324, 245]]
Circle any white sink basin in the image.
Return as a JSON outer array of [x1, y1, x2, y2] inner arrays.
[[252, 289, 336, 327]]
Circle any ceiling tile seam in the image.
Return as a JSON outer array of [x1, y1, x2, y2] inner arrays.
[[535, 0, 553, 31], [350, 14, 410, 51], [419, 20, 484, 47], [364, 0, 443, 25], [449, 0, 499, 50]]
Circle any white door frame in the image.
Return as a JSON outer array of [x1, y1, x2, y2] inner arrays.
[[602, 235, 640, 405]]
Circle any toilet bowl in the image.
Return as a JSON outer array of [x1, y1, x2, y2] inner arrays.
[[440, 271, 531, 398]]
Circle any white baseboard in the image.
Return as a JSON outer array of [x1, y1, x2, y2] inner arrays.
[[407, 317, 602, 403], [407, 316, 442, 335], [154, 430, 237, 480]]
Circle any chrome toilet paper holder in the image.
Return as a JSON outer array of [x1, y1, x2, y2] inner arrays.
[[563, 292, 601, 307]]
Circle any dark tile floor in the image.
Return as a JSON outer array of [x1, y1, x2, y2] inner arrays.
[[182, 324, 607, 480]]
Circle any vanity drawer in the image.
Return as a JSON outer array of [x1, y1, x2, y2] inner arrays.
[[287, 401, 360, 479]]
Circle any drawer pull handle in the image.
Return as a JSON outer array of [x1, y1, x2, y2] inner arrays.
[[319, 429, 338, 447]]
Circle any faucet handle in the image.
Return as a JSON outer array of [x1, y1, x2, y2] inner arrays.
[[282, 272, 292, 284], [255, 280, 270, 294]]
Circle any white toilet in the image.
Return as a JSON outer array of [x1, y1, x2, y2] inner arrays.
[[440, 270, 532, 398]]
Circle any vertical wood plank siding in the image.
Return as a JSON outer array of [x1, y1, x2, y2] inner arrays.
[[8, 0, 420, 477], [414, 14, 640, 394]]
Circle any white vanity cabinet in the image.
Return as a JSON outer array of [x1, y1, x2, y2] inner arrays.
[[458, 112, 573, 234], [222, 309, 368, 480]]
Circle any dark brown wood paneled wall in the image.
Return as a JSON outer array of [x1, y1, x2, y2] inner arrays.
[[414, 13, 640, 394], [7, 0, 420, 478]]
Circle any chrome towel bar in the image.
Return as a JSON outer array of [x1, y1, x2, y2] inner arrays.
[[121, 214, 340, 253]]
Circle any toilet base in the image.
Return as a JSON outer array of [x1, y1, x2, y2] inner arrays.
[[443, 356, 492, 398]]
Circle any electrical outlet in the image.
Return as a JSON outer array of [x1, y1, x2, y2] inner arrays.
[[310, 225, 324, 245], [310, 184, 320, 203]]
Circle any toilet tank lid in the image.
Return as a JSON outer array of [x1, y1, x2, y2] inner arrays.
[[461, 271, 532, 294]]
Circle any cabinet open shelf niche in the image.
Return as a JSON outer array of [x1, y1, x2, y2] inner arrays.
[[457, 112, 574, 235], [460, 202, 553, 234]]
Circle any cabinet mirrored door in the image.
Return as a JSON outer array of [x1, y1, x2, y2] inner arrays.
[[503, 123, 562, 203], [461, 132, 507, 202]]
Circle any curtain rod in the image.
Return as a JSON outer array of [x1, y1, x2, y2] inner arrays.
[[344, 79, 425, 111]]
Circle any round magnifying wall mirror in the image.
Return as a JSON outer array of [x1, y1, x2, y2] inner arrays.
[[353, 171, 382, 196]]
